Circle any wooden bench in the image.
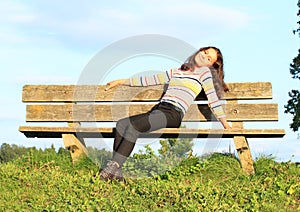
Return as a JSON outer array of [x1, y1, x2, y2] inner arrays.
[[19, 82, 285, 175]]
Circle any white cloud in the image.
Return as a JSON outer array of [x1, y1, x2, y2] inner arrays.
[[15, 75, 75, 84], [0, 28, 27, 44], [145, 0, 250, 28], [0, 0, 253, 48], [10, 14, 36, 23], [0, 0, 36, 23]]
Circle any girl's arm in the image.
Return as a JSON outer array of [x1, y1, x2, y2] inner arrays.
[[197, 67, 231, 129], [105, 79, 130, 91], [130, 70, 172, 87], [105, 69, 173, 91], [219, 117, 231, 129]]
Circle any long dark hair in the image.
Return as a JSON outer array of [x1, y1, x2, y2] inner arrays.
[[181, 46, 229, 98]]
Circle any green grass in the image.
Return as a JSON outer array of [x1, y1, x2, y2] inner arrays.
[[0, 149, 300, 211]]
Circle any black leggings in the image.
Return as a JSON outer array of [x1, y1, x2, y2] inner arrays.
[[112, 103, 183, 167]]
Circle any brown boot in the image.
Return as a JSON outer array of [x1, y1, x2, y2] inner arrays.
[[99, 160, 120, 181], [114, 168, 125, 183]]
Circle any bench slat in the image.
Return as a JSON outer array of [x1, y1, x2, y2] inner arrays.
[[22, 82, 272, 102], [19, 126, 285, 138], [25, 103, 279, 122]]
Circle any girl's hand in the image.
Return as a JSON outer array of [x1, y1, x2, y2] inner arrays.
[[219, 117, 232, 129], [223, 123, 232, 130], [105, 79, 129, 91]]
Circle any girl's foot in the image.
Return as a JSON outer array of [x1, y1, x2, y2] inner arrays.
[[99, 160, 124, 182]]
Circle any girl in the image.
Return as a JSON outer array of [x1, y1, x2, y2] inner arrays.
[[99, 46, 231, 181]]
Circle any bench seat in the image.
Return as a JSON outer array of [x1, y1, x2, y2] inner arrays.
[[19, 126, 285, 138]]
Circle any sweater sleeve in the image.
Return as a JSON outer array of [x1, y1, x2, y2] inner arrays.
[[197, 67, 226, 119], [130, 69, 173, 87]]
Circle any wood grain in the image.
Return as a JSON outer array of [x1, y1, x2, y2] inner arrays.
[[19, 126, 286, 138], [22, 82, 272, 102], [25, 103, 279, 122]]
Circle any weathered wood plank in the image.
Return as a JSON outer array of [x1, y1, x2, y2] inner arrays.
[[25, 103, 279, 122], [19, 126, 286, 138], [233, 136, 255, 175], [226, 82, 272, 100], [22, 82, 272, 102], [62, 134, 87, 161]]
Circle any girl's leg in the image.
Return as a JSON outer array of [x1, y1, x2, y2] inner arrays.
[[113, 105, 181, 167], [100, 112, 153, 181], [99, 104, 181, 181], [112, 112, 153, 166]]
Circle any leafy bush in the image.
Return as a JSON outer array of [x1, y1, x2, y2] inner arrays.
[[1, 146, 300, 211], [0, 143, 36, 163]]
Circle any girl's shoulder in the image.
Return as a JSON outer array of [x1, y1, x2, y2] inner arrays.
[[171, 67, 180, 72], [168, 67, 180, 75], [192, 67, 213, 77], [194, 66, 211, 74], [171, 66, 211, 76]]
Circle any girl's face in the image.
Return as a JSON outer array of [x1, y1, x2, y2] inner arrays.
[[195, 48, 217, 67]]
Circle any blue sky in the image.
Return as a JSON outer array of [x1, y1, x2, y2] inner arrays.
[[0, 0, 299, 161]]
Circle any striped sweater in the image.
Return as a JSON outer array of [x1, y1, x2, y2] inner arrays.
[[130, 67, 226, 119]]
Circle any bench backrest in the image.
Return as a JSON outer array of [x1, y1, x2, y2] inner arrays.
[[22, 82, 278, 123], [21, 82, 285, 175]]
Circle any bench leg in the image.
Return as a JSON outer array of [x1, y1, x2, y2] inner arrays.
[[62, 134, 87, 162], [233, 136, 255, 175]]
